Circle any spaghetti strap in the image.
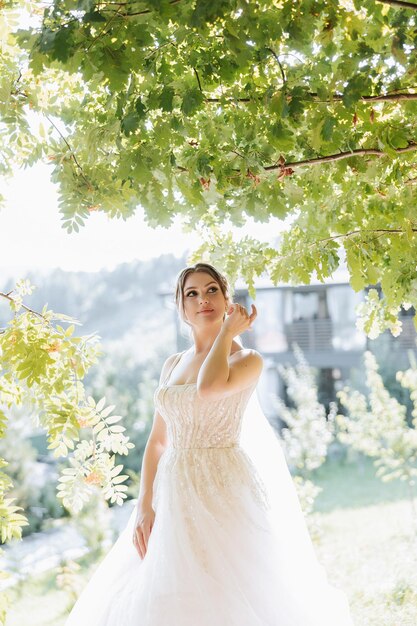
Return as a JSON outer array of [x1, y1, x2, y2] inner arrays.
[[162, 350, 186, 385]]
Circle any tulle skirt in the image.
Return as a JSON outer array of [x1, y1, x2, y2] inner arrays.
[[65, 446, 354, 626]]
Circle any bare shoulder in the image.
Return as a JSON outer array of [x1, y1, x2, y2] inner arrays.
[[202, 348, 264, 398], [228, 348, 264, 381], [230, 347, 263, 367]]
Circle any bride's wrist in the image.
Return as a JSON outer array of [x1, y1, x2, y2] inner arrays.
[[219, 326, 234, 340], [137, 492, 152, 508]]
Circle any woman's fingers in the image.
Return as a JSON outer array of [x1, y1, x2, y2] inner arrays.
[[235, 303, 248, 317], [142, 523, 151, 550], [133, 520, 154, 560], [134, 533, 143, 559], [138, 529, 146, 556], [132, 532, 142, 559], [247, 304, 257, 330], [238, 303, 256, 322], [228, 302, 257, 331], [135, 527, 146, 559], [239, 303, 257, 317]]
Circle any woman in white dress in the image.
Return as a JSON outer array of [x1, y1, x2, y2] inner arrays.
[[65, 262, 355, 626]]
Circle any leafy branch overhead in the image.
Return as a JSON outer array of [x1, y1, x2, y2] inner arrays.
[[3, 0, 417, 331]]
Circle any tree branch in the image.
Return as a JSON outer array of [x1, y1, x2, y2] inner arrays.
[[205, 96, 251, 103], [375, 0, 417, 9], [271, 228, 417, 269], [193, 67, 203, 93], [264, 142, 417, 171], [7, 87, 92, 187], [175, 143, 417, 177], [205, 89, 417, 105], [0, 292, 49, 322], [145, 38, 178, 59], [308, 91, 417, 103], [266, 47, 286, 85], [85, 10, 120, 52], [44, 115, 92, 188], [313, 228, 417, 246], [100, 0, 182, 17]]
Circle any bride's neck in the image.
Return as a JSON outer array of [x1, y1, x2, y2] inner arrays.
[[190, 328, 240, 357]]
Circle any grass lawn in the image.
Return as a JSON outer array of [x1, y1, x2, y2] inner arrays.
[[4, 455, 417, 626], [311, 454, 417, 626]]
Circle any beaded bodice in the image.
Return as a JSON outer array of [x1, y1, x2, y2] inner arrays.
[[154, 351, 256, 450], [152, 351, 270, 526]]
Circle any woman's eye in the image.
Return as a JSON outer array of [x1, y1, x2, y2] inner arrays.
[[186, 287, 217, 297]]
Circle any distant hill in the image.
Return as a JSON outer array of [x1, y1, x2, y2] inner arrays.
[[1, 254, 189, 362]]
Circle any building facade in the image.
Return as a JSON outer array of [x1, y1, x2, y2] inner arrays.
[[163, 274, 417, 419]]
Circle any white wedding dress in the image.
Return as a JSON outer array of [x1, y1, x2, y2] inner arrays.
[[65, 351, 355, 626]]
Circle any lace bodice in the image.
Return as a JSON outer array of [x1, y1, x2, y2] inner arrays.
[[154, 351, 256, 450]]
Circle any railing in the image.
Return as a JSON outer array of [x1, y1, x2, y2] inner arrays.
[[283, 317, 417, 352], [385, 317, 417, 350], [284, 319, 334, 351]]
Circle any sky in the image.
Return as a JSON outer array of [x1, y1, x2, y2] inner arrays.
[[0, 162, 288, 280]]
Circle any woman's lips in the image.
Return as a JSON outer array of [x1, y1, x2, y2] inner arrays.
[[199, 309, 214, 314]]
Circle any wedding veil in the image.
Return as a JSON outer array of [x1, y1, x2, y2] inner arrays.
[[238, 333, 322, 565], [238, 336, 354, 623]]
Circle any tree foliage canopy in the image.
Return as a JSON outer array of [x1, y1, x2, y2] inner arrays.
[[2, 0, 417, 332]]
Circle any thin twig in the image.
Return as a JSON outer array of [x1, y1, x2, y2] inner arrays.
[[44, 114, 91, 187], [0, 292, 48, 322], [100, 0, 182, 17], [145, 39, 177, 59], [312, 228, 417, 246], [269, 228, 417, 268], [266, 47, 286, 85], [85, 10, 120, 52], [193, 68, 203, 93]]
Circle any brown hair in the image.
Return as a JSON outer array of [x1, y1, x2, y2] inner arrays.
[[174, 262, 233, 326]]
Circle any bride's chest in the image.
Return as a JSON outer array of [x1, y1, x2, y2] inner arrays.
[[154, 384, 246, 424]]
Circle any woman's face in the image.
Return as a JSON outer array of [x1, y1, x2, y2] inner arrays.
[[182, 272, 227, 325]]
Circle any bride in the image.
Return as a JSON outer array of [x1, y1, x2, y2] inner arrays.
[[65, 262, 355, 626]]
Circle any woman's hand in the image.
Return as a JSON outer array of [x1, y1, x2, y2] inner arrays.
[[132, 499, 155, 560], [222, 302, 257, 338]]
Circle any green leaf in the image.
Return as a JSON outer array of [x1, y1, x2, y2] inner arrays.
[[181, 88, 204, 116], [270, 122, 295, 151], [121, 112, 141, 136], [269, 91, 287, 117], [159, 86, 175, 112], [82, 11, 106, 22], [342, 74, 372, 108], [134, 98, 147, 118], [321, 116, 337, 142], [388, 127, 409, 149]]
